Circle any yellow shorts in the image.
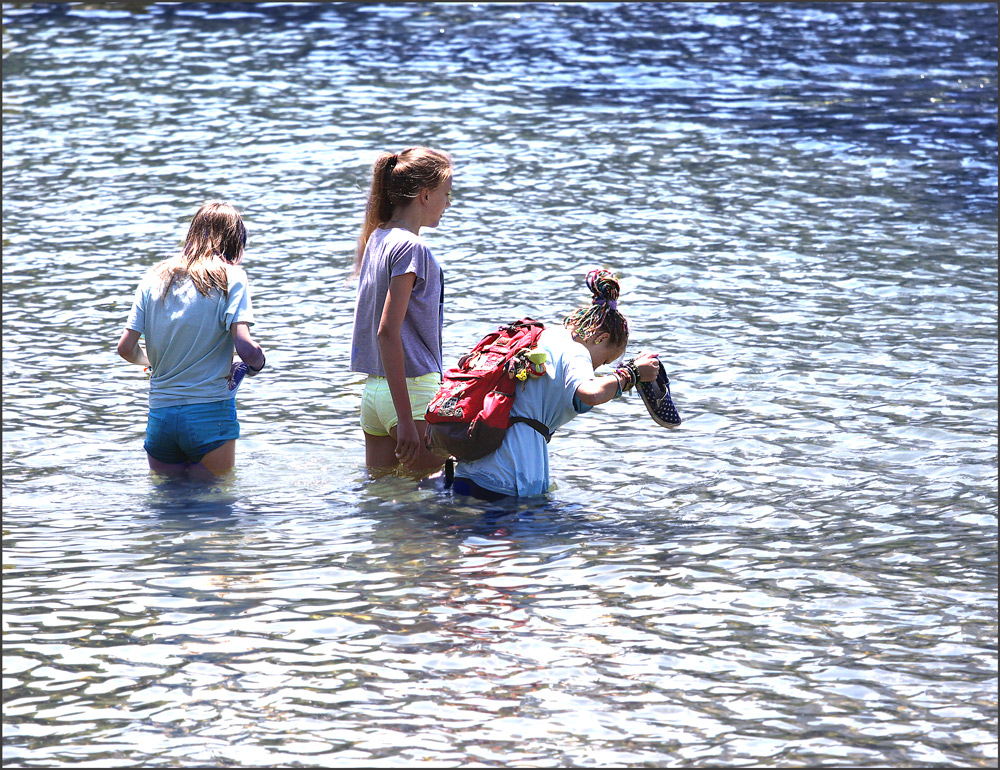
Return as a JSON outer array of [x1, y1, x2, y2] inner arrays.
[[360, 373, 441, 437]]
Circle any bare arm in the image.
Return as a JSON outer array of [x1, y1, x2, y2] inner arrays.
[[575, 351, 660, 407], [575, 373, 624, 407], [232, 322, 265, 374], [377, 272, 420, 466], [117, 328, 150, 367]]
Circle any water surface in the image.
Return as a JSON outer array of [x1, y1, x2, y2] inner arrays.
[[2, 2, 997, 767]]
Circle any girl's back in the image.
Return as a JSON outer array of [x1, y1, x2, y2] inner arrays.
[[130, 258, 253, 408]]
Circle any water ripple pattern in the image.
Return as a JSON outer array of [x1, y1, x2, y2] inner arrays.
[[2, 3, 997, 767]]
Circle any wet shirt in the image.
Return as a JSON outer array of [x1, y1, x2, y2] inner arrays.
[[351, 227, 444, 378], [126, 263, 254, 409], [456, 326, 594, 497]]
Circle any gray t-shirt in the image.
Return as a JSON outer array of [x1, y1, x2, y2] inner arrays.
[[351, 227, 444, 378], [126, 262, 255, 409]]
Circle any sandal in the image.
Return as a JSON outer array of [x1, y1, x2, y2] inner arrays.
[[637, 360, 681, 428]]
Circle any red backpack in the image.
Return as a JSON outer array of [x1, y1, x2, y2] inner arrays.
[[425, 318, 552, 462]]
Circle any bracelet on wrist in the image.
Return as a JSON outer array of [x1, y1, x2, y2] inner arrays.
[[247, 353, 266, 374], [614, 361, 638, 392]]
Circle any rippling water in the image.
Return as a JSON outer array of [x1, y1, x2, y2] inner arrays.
[[3, 2, 997, 767]]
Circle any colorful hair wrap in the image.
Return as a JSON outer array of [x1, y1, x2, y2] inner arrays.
[[564, 268, 628, 344]]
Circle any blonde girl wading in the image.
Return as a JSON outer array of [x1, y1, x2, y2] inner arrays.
[[351, 147, 453, 475], [117, 201, 266, 480]]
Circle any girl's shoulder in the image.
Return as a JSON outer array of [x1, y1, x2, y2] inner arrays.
[[540, 325, 575, 349], [223, 261, 250, 283], [150, 254, 181, 273], [376, 225, 429, 251], [540, 326, 589, 364], [370, 227, 434, 269], [143, 255, 179, 286]]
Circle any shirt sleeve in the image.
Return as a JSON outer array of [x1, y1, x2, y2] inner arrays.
[[224, 266, 255, 330], [561, 348, 595, 410], [125, 276, 147, 333], [389, 237, 431, 290], [545, 336, 595, 413]]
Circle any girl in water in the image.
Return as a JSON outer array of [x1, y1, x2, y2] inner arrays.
[[117, 201, 265, 479], [351, 146, 453, 475], [452, 269, 661, 500]]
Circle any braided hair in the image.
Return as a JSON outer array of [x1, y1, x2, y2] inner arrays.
[[563, 269, 629, 348]]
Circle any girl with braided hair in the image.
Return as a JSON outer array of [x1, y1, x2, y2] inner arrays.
[[351, 146, 454, 475], [452, 269, 661, 500]]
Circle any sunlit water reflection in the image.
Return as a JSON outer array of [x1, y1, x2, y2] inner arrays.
[[3, 2, 997, 767]]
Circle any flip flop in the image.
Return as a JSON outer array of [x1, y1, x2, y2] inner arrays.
[[637, 360, 681, 428]]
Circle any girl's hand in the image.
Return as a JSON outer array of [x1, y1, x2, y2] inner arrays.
[[394, 417, 422, 468], [633, 352, 661, 382]]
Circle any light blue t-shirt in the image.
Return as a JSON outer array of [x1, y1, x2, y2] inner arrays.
[[456, 326, 595, 497], [350, 227, 444, 378], [126, 261, 255, 409]]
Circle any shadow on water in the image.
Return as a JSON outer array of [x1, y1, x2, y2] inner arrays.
[[143, 474, 239, 529], [2, 2, 995, 766], [347, 472, 705, 550]]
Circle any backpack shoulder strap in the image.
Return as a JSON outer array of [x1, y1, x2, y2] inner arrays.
[[510, 416, 554, 443]]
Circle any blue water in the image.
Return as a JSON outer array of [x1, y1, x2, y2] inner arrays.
[[2, 3, 997, 766]]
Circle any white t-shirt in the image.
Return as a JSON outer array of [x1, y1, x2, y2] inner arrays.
[[456, 326, 595, 497], [126, 262, 254, 409]]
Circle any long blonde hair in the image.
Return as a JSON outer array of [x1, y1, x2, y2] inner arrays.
[[354, 146, 452, 273], [156, 201, 247, 297]]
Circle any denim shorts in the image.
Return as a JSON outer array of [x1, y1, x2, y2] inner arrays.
[[144, 399, 240, 465], [360, 373, 441, 437]]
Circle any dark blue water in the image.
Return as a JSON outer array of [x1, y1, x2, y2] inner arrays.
[[3, 3, 997, 767]]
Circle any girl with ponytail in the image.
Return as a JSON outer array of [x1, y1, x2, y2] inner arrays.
[[351, 146, 454, 475], [451, 269, 662, 500]]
